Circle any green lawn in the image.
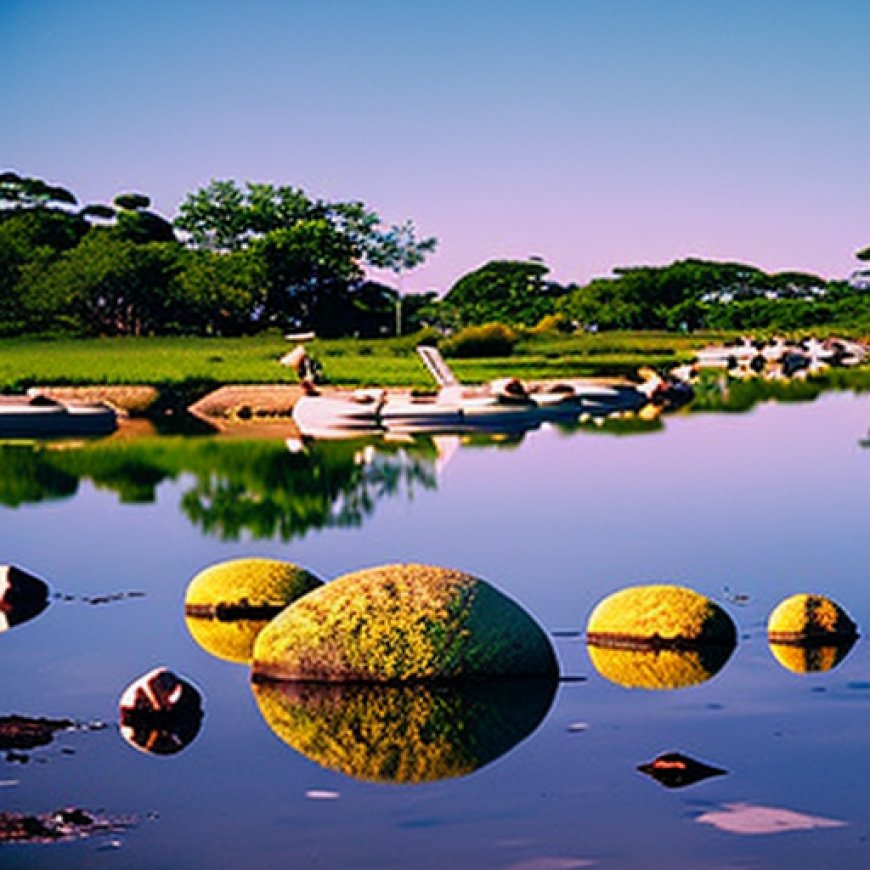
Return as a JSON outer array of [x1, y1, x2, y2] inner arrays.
[[0, 330, 730, 392]]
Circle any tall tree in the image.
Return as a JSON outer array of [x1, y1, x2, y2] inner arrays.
[[443, 260, 563, 327]]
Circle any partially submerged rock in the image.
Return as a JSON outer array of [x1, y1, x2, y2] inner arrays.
[[767, 593, 858, 645], [252, 563, 558, 683], [119, 667, 203, 755], [586, 584, 737, 649], [0, 565, 50, 632], [638, 752, 727, 789], [185, 558, 323, 664], [252, 677, 556, 783]]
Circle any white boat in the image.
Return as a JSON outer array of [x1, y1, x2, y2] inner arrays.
[[0, 395, 118, 438]]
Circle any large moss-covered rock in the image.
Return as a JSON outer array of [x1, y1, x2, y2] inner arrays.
[[767, 593, 858, 645], [185, 558, 323, 663], [586, 584, 736, 649], [252, 677, 556, 783], [587, 644, 734, 690], [252, 563, 557, 682]]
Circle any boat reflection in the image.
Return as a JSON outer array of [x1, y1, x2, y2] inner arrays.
[[251, 677, 556, 784]]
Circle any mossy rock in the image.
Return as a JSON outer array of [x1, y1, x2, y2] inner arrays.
[[767, 593, 858, 645], [586, 584, 737, 649], [769, 638, 856, 674], [185, 557, 323, 620], [587, 644, 734, 690], [252, 677, 556, 783], [185, 616, 272, 665], [252, 563, 557, 682]]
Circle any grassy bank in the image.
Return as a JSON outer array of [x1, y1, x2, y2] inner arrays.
[[0, 330, 728, 392]]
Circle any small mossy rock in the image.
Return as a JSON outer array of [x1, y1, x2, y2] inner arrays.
[[252, 563, 557, 682], [586, 584, 736, 649], [185, 616, 272, 665], [185, 558, 323, 620], [587, 644, 734, 690], [767, 593, 858, 644], [769, 637, 856, 674], [252, 677, 556, 783]]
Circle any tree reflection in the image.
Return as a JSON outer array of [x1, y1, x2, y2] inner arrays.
[[0, 438, 438, 541]]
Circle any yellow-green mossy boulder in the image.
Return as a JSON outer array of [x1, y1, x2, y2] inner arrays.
[[252, 678, 555, 783], [587, 644, 734, 690], [251, 563, 557, 682], [185, 558, 324, 664], [767, 593, 858, 645], [586, 584, 737, 649]]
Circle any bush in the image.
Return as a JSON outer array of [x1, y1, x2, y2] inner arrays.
[[531, 313, 574, 334], [441, 323, 518, 358]]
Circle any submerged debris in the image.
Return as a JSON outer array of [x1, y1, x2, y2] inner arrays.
[[0, 808, 133, 844], [0, 715, 75, 752]]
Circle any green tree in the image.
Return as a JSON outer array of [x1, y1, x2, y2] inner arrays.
[[443, 260, 564, 327], [26, 231, 182, 335]]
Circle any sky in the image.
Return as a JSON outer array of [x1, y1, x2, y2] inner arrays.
[[2, 0, 869, 293]]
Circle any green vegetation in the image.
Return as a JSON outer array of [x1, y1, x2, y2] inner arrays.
[[4, 171, 869, 342], [0, 330, 727, 392], [0, 437, 437, 540]]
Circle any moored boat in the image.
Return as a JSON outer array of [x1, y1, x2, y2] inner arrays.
[[0, 395, 118, 438]]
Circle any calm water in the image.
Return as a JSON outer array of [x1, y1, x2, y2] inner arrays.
[[3, 392, 870, 869]]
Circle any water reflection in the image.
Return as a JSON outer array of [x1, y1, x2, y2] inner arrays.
[[0, 438, 438, 541], [586, 643, 735, 690], [186, 615, 271, 664], [768, 638, 857, 674], [252, 678, 556, 784]]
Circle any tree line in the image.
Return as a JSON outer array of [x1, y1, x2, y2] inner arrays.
[[2, 171, 869, 338]]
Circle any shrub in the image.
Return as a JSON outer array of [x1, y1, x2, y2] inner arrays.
[[441, 323, 518, 358]]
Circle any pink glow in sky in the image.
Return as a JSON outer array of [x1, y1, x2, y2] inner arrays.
[[2, 0, 869, 293]]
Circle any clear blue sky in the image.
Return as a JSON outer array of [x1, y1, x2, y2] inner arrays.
[[2, 0, 869, 292]]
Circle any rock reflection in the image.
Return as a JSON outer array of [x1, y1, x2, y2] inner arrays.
[[586, 643, 735, 690], [769, 637, 857, 674], [186, 615, 272, 664], [252, 678, 556, 783]]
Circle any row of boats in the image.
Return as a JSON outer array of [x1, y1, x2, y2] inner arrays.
[[292, 346, 689, 438]]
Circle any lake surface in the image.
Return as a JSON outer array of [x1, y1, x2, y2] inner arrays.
[[3, 392, 870, 869]]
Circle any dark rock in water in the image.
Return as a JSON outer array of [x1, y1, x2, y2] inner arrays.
[[637, 752, 727, 788], [0, 715, 74, 751], [119, 667, 203, 755], [0, 807, 131, 843], [0, 565, 50, 631]]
